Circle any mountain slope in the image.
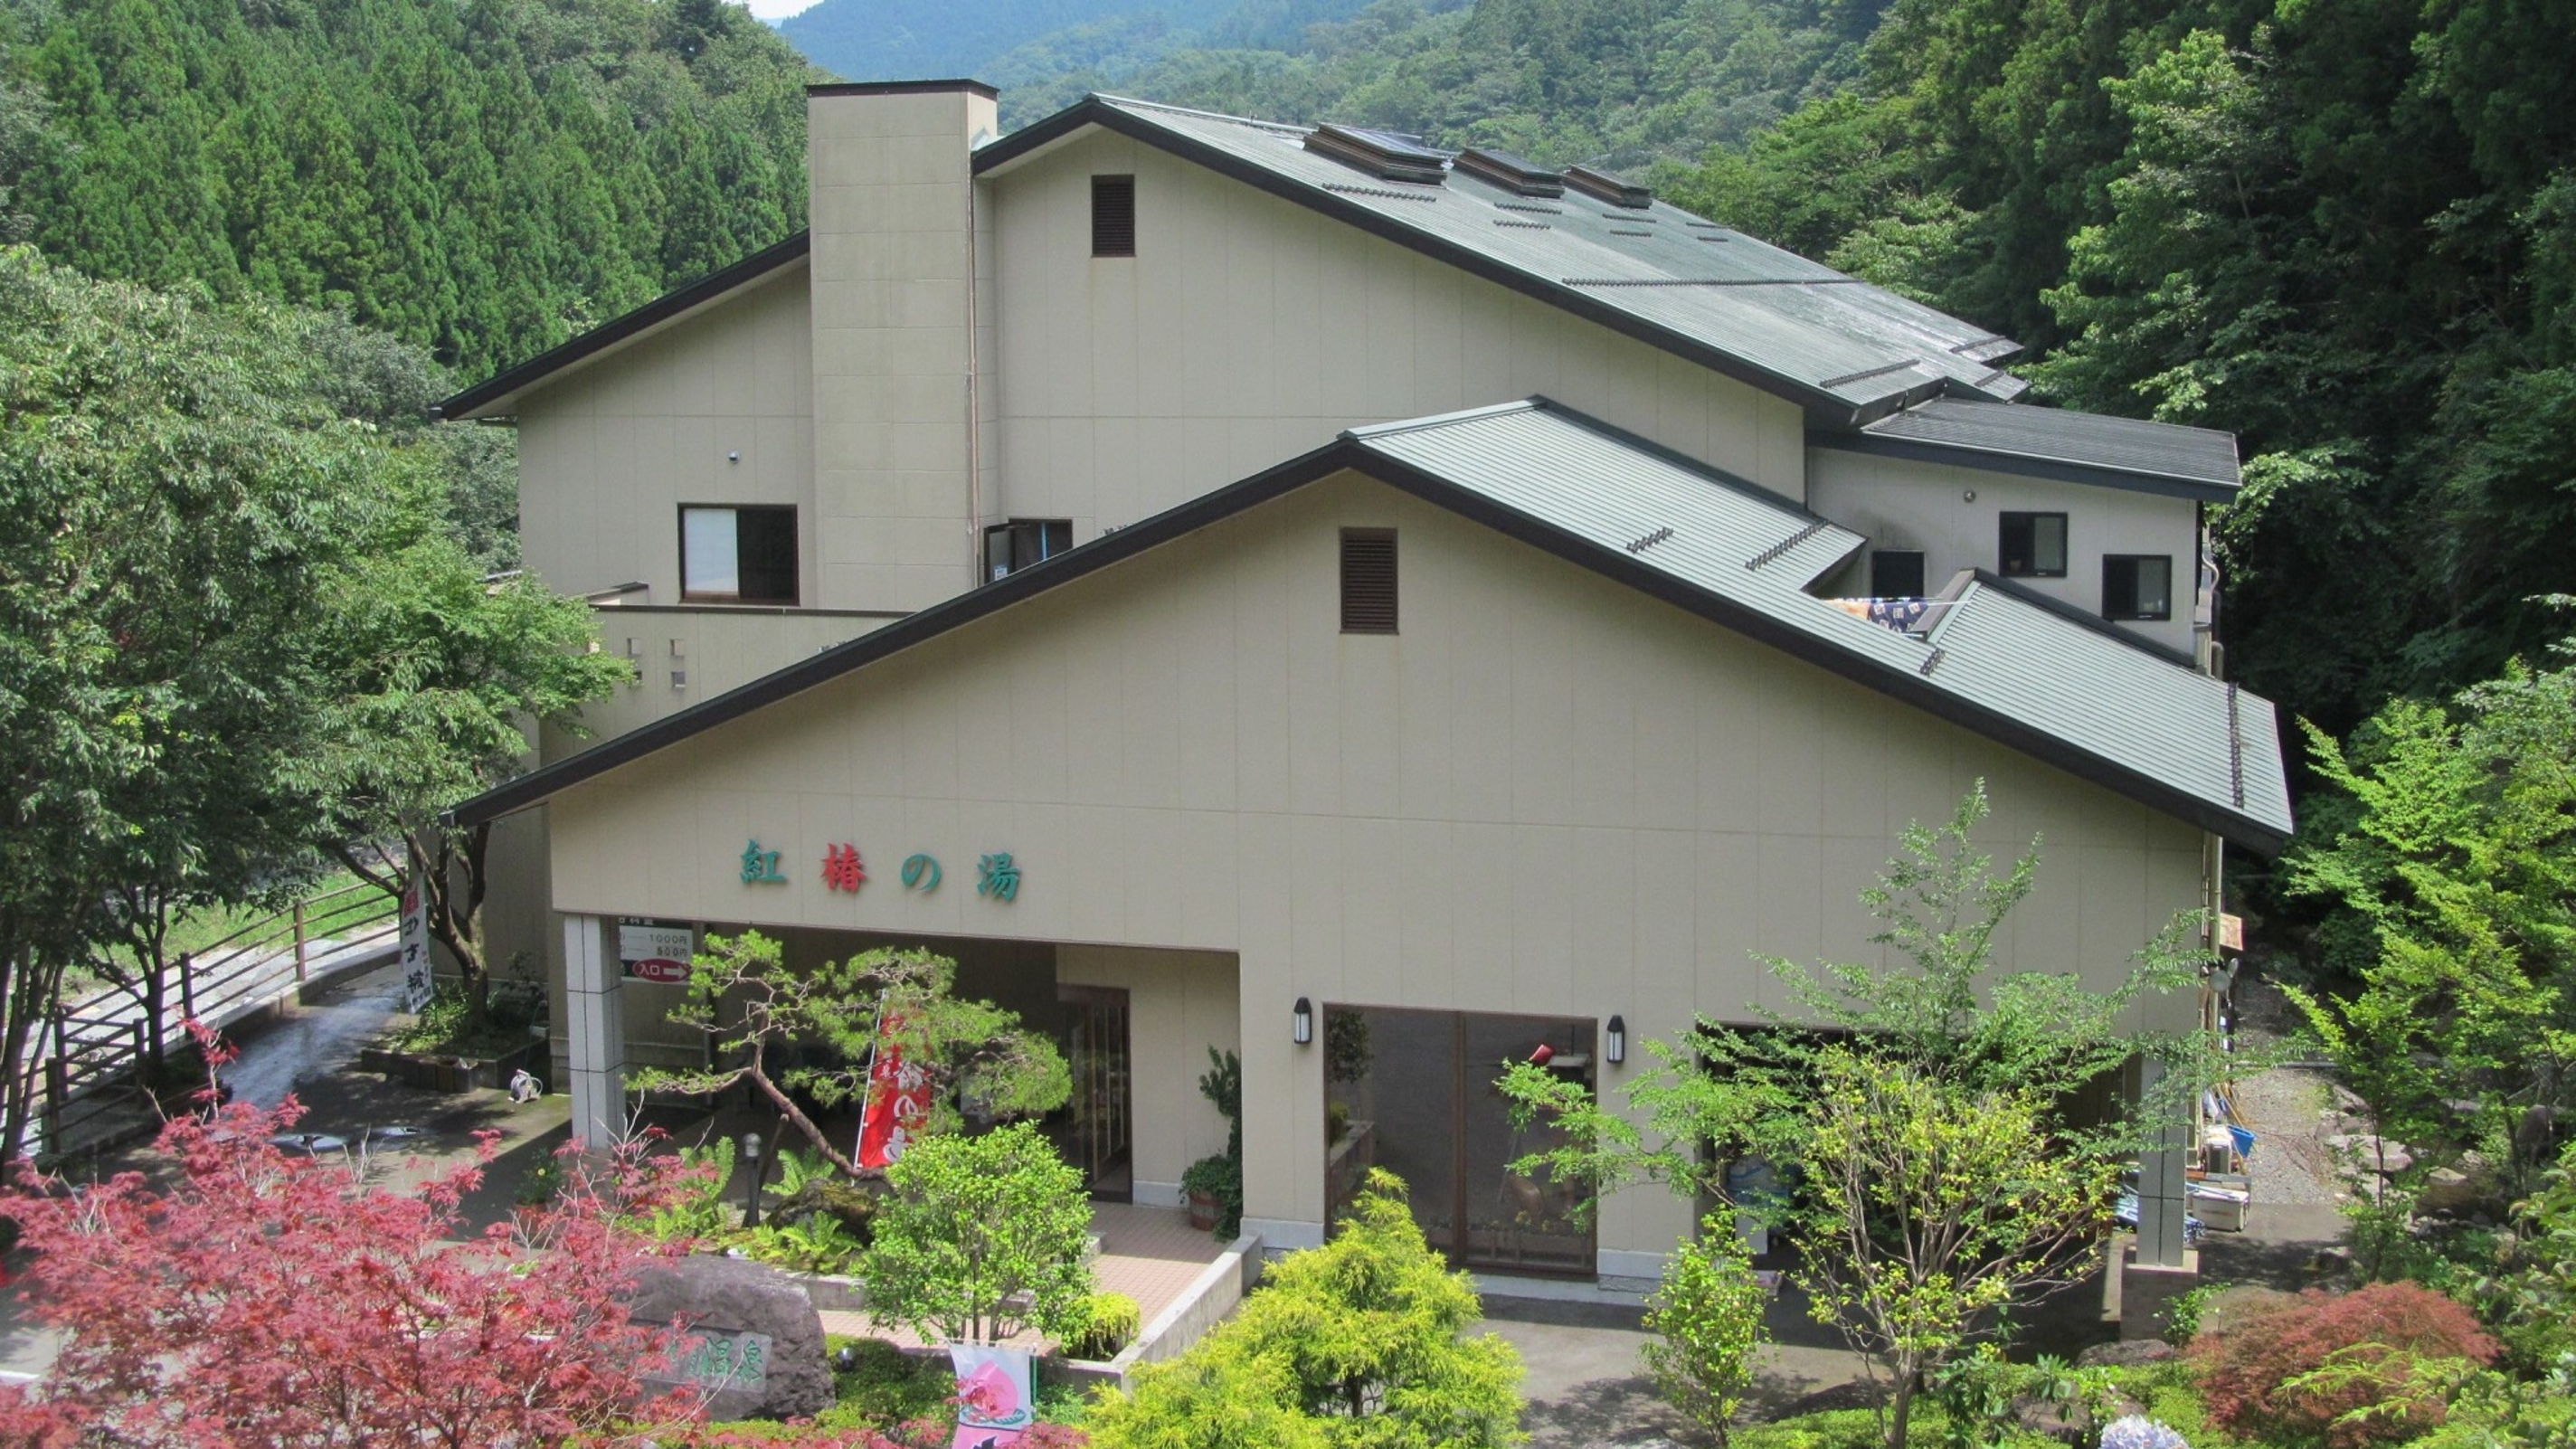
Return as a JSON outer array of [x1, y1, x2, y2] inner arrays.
[[0, 0, 816, 376], [780, 0, 1174, 87]]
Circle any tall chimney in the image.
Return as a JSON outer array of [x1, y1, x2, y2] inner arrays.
[[804, 80, 998, 612]]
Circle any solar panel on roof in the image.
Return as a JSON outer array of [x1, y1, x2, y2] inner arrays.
[[1563, 164, 1651, 209], [1452, 147, 1564, 197], [1303, 123, 1447, 185]]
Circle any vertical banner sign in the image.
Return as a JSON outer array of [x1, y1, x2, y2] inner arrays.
[[947, 1343, 1035, 1448], [857, 1005, 933, 1170], [397, 850, 433, 1013]]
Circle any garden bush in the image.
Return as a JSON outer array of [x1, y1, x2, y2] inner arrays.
[[857, 1122, 1094, 1345], [1062, 1291, 1142, 1361], [1643, 1215, 1770, 1444], [2192, 1282, 2500, 1448], [1084, 1170, 1522, 1447]]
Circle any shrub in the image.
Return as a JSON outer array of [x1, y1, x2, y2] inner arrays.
[[2192, 1282, 2500, 1447], [813, 1337, 954, 1430], [1063, 1291, 1142, 1361], [1084, 1170, 1522, 1447], [1642, 1216, 1770, 1444], [746, 1212, 867, 1274], [857, 1122, 1094, 1345]]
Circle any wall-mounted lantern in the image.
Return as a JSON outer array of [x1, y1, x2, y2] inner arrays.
[[1293, 997, 1314, 1046], [1606, 1014, 1627, 1066]]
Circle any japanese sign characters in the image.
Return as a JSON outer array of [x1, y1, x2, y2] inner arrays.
[[857, 1009, 933, 1170], [821, 843, 866, 893], [976, 853, 1020, 902], [735, 840, 1018, 902], [740, 839, 787, 884], [397, 851, 432, 1013], [618, 918, 695, 984]]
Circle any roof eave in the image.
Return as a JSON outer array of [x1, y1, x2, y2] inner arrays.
[[1814, 430, 2240, 502], [430, 232, 812, 421]]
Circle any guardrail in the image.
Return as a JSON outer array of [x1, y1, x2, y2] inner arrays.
[[33, 881, 401, 1162]]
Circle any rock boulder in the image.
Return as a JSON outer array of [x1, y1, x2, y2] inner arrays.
[[626, 1254, 836, 1422]]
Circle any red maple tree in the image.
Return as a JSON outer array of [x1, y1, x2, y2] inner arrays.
[[0, 1024, 719, 1447]]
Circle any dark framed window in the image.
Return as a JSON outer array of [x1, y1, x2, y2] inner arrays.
[[1870, 549, 1927, 600], [1340, 528, 1397, 634], [2102, 554, 2174, 620], [984, 517, 1073, 582], [1998, 512, 2068, 578], [1092, 175, 1136, 258], [679, 505, 797, 605]]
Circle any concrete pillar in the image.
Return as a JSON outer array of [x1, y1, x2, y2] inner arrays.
[[805, 80, 999, 613], [563, 913, 627, 1148], [2134, 1056, 2192, 1266]]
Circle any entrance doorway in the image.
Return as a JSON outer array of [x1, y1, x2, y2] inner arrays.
[[1322, 1006, 1596, 1275], [1048, 985, 1132, 1200]]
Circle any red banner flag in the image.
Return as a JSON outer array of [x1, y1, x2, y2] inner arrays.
[[857, 1009, 933, 1170]]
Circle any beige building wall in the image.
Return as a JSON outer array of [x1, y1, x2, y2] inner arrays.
[[1056, 944, 1241, 1200], [1810, 445, 2202, 657], [808, 84, 999, 613], [982, 129, 1812, 538], [514, 267, 816, 603], [538, 469, 2208, 1262]]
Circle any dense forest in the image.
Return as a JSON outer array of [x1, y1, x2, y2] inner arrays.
[[0, 0, 814, 377]]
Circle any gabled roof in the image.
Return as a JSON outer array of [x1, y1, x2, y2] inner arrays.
[[1820, 396, 2243, 499], [450, 398, 2290, 850], [975, 95, 2026, 424], [431, 233, 811, 421]]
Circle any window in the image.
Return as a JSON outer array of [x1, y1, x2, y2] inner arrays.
[[678, 505, 797, 604], [1870, 549, 1927, 600], [1092, 175, 1135, 258], [1340, 528, 1397, 633], [2102, 554, 2174, 621], [1998, 512, 2068, 578], [984, 518, 1073, 582]]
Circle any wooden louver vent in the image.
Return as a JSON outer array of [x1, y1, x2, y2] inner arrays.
[[1304, 124, 1447, 186], [1563, 164, 1652, 210], [1453, 147, 1564, 198], [1092, 175, 1136, 257], [1340, 529, 1398, 634]]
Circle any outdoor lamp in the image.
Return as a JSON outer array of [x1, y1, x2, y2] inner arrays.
[[742, 1132, 763, 1228], [1293, 997, 1313, 1046], [1606, 1015, 1626, 1066]]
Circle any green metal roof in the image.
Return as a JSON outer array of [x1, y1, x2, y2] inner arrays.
[[452, 398, 2288, 850], [980, 97, 2027, 421], [1829, 396, 2244, 499], [1347, 402, 2290, 847]]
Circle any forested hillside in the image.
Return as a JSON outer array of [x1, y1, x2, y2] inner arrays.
[[779, 0, 1167, 89], [0, 0, 815, 376], [1661, 0, 2576, 741], [990, 0, 1876, 158]]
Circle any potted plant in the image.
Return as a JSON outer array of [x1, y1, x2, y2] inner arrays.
[[1180, 1154, 1234, 1232]]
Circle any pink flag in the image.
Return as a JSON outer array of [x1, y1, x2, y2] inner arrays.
[[857, 1009, 933, 1170]]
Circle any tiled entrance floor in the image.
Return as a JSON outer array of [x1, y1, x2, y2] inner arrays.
[[819, 1200, 1228, 1351]]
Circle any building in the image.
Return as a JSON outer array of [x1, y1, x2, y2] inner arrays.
[[435, 80, 2290, 1289]]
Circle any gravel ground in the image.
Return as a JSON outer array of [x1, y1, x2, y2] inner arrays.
[[2218, 972, 2353, 1208]]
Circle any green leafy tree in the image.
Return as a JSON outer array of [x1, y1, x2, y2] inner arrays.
[[1087, 1169, 1525, 1448], [1800, 1048, 2120, 1449], [0, 250, 387, 1158], [286, 524, 630, 1026], [857, 1121, 1094, 1345], [2281, 640, 2576, 1201], [1642, 1214, 1770, 1445], [630, 932, 1071, 1175], [1497, 787, 2205, 1449]]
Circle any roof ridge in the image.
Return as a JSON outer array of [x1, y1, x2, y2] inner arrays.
[[1092, 92, 1309, 137], [1341, 400, 1541, 440]]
